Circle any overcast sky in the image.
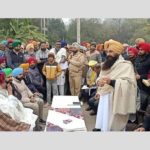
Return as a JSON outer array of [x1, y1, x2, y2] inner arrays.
[[62, 18, 71, 25]]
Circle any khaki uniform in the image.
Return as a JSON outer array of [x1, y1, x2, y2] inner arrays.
[[68, 51, 85, 96]]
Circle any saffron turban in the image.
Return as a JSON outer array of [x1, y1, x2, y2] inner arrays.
[[104, 39, 124, 55], [26, 44, 34, 51], [19, 63, 29, 71]]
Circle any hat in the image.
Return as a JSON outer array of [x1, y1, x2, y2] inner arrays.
[[104, 39, 124, 55], [7, 38, 14, 44], [12, 40, 22, 48], [0, 56, 6, 64], [135, 38, 145, 45], [12, 68, 23, 77], [123, 43, 129, 47], [2, 68, 13, 78], [72, 42, 80, 50], [48, 53, 55, 58], [26, 43, 34, 51], [88, 60, 98, 67], [61, 40, 67, 48], [80, 46, 87, 51], [32, 41, 38, 46], [0, 71, 5, 84], [128, 47, 138, 57], [138, 42, 150, 53], [27, 57, 37, 65], [1, 40, 8, 46], [19, 63, 29, 71]]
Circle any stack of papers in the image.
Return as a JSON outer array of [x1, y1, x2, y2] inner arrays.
[[46, 110, 87, 132]]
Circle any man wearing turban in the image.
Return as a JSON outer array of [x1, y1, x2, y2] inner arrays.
[[128, 47, 138, 71], [135, 42, 150, 108], [24, 43, 36, 62], [0, 56, 6, 70], [135, 38, 145, 47], [27, 57, 47, 104], [2, 68, 23, 101], [7, 40, 25, 69], [68, 42, 85, 96], [93, 39, 137, 131], [0, 71, 38, 131], [12, 67, 46, 124]]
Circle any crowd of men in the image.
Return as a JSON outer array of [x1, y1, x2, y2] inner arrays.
[[0, 37, 150, 131]]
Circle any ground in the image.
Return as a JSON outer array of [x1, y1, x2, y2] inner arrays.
[[41, 102, 138, 132]]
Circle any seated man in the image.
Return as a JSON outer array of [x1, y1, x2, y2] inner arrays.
[[135, 116, 150, 131], [2, 68, 22, 101], [86, 91, 99, 116], [19, 63, 43, 100], [0, 71, 37, 131], [11, 67, 46, 124], [27, 57, 47, 104], [80, 60, 98, 102]]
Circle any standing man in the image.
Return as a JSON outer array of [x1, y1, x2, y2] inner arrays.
[[36, 42, 49, 87], [68, 43, 85, 96], [50, 40, 67, 95], [94, 39, 137, 131], [86, 42, 102, 63]]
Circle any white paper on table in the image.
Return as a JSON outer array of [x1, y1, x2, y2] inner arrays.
[[52, 96, 81, 108], [46, 110, 87, 131]]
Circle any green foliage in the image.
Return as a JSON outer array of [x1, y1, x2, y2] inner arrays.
[[0, 18, 150, 46], [0, 19, 47, 43]]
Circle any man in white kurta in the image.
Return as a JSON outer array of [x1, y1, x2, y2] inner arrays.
[[50, 41, 68, 95], [94, 39, 137, 131], [0, 72, 38, 131]]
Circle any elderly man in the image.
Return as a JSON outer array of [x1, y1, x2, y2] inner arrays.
[[12, 67, 46, 124], [93, 39, 137, 131], [0, 71, 38, 131], [68, 42, 85, 96]]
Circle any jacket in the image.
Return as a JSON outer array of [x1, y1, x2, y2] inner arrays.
[[42, 61, 62, 80]]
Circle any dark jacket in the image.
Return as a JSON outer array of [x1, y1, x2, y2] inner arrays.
[[7, 50, 25, 69], [135, 54, 150, 94]]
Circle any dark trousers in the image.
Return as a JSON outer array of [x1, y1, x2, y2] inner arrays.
[[88, 96, 98, 113], [36, 86, 47, 102]]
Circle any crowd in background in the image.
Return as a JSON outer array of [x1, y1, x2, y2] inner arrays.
[[0, 37, 150, 131]]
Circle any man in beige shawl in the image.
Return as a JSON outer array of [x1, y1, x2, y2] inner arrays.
[[94, 39, 137, 131]]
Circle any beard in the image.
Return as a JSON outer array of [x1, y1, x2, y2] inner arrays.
[[102, 55, 119, 70]]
